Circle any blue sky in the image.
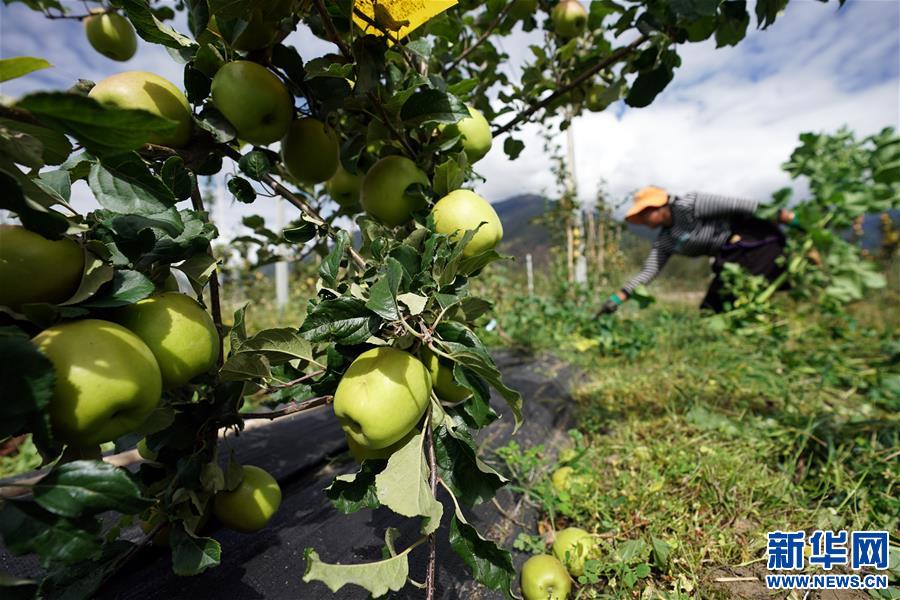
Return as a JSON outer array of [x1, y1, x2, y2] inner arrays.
[[1, 0, 898, 239]]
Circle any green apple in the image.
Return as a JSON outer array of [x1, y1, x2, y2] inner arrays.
[[443, 105, 493, 163], [346, 428, 416, 463], [552, 527, 596, 576], [281, 118, 340, 184], [422, 349, 471, 404], [333, 347, 432, 449], [84, 12, 137, 61], [521, 554, 572, 600], [213, 465, 282, 533], [431, 189, 503, 258], [326, 164, 364, 209], [33, 319, 162, 448], [361, 155, 430, 226], [508, 0, 539, 21], [0, 225, 83, 309], [551, 466, 574, 492], [118, 292, 219, 389], [211, 60, 293, 146], [89, 71, 192, 147], [552, 0, 588, 38]]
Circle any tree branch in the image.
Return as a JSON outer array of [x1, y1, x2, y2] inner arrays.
[[190, 179, 225, 367], [242, 395, 334, 420], [492, 35, 649, 136], [311, 0, 352, 61], [424, 408, 438, 600], [444, 1, 516, 73]]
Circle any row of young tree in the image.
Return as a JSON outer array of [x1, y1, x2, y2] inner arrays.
[[0, 0, 855, 598]]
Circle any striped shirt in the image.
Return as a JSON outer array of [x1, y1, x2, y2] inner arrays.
[[621, 192, 759, 295]]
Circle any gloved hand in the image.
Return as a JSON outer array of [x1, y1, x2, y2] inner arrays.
[[597, 293, 624, 316]]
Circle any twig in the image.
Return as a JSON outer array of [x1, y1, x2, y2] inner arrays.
[[368, 92, 418, 158], [424, 408, 438, 600], [190, 179, 225, 367], [245, 369, 326, 401], [242, 395, 334, 420], [491, 497, 527, 528], [444, 1, 516, 73], [492, 35, 649, 136], [311, 0, 352, 61]]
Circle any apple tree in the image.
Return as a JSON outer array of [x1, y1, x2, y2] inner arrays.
[[0, 0, 831, 597]]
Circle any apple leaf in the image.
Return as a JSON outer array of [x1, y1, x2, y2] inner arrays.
[[32, 460, 152, 518], [17, 93, 178, 156], [449, 514, 514, 599], [232, 328, 315, 364], [319, 230, 350, 288], [365, 257, 404, 321], [80, 269, 154, 308], [0, 118, 72, 166], [175, 252, 219, 291], [89, 152, 178, 213], [374, 430, 443, 535], [170, 525, 221, 576], [302, 548, 409, 597], [120, 0, 197, 49], [0, 500, 102, 568], [715, 0, 750, 47], [325, 461, 382, 514], [400, 89, 470, 127], [0, 171, 70, 238], [0, 328, 55, 444], [60, 249, 115, 306], [434, 321, 523, 429], [434, 421, 506, 507], [299, 297, 380, 346], [0, 56, 51, 83]]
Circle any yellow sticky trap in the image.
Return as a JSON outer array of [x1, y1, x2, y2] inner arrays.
[[352, 0, 458, 42]]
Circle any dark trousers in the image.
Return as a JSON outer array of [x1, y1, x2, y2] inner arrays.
[[700, 217, 787, 313]]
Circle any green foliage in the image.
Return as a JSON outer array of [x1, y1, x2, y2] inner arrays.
[[0, 0, 841, 597]]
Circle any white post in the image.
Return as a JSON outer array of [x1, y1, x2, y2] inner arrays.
[[526, 253, 534, 296], [567, 126, 587, 284], [275, 198, 289, 311]]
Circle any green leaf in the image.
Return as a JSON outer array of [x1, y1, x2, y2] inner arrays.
[[238, 150, 273, 181], [302, 548, 409, 597], [449, 515, 514, 598], [17, 93, 178, 156], [715, 0, 750, 47], [502, 137, 525, 160], [81, 269, 154, 308], [299, 297, 379, 345], [0, 500, 102, 568], [233, 328, 315, 364], [89, 153, 178, 212], [0, 117, 72, 166], [365, 257, 404, 321], [176, 252, 219, 290], [375, 431, 443, 535], [0, 125, 44, 169], [227, 176, 256, 203], [397, 292, 427, 316], [433, 155, 466, 197], [0, 171, 69, 239], [0, 330, 55, 443], [32, 460, 152, 518], [120, 0, 198, 49], [755, 0, 788, 29], [326, 461, 382, 514], [170, 524, 221, 576], [434, 424, 505, 507], [0, 56, 51, 83], [625, 64, 675, 108], [319, 230, 351, 288], [161, 156, 193, 200], [400, 89, 470, 126], [651, 536, 671, 571]]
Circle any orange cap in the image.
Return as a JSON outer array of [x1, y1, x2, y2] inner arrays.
[[625, 186, 668, 223]]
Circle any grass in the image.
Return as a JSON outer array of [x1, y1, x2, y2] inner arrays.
[[490, 289, 898, 598]]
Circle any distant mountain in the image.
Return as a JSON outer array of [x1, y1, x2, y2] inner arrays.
[[492, 194, 553, 263]]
